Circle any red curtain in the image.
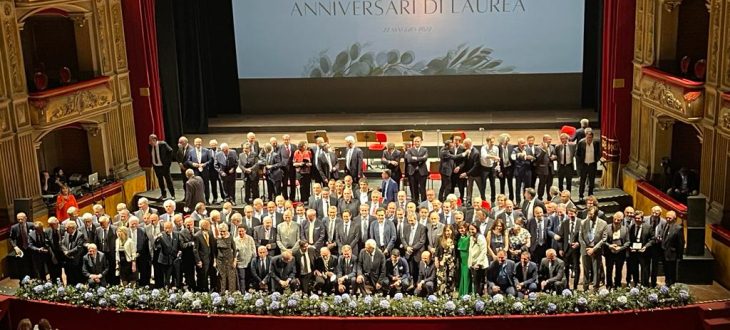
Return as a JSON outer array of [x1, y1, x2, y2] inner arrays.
[[600, 0, 636, 164], [122, 0, 165, 168]]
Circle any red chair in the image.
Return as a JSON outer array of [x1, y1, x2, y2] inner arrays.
[[59, 67, 72, 84], [456, 130, 467, 140], [560, 125, 577, 138], [428, 161, 441, 189], [680, 56, 691, 76], [33, 72, 48, 91], [694, 59, 707, 80], [368, 132, 387, 152]]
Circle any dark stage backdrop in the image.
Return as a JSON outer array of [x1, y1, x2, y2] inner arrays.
[[155, 0, 241, 136]]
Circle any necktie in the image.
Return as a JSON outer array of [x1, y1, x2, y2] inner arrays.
[[20, 224, 28, 249], [345, 223, 350, 236], [204, 231, 209, 246], [562, 144, 567, 164], [384, 180, 389, 198], [409, 225, 416, 245], [265, 229, 270, 240], [523, 263, 528, 280], [101, 229, 106, 250], [549, 261, 553, 274], [538, 220, 544, 245], [569, 220, 575, 243], [260, 258, 265, 273]]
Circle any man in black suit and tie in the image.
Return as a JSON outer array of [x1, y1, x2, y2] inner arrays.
[[176, 136, 193, 193], [270, 250, 299, 292], [356, 239, 388, 294], [386, 249, 412, 295], [439, 140, 456, 202], [661, 211, 684, 286], [215, 143, 239, 204], [571, 118, 590, 142], [179, 218, 197, 289], [45, 218, 65, 282], [627, 211, 652, 287], [382, 143, 403, 189], [82, 244, 108, 287], [240, 142, 260, 204], [185, 138, 213, 203], [514, 251, 539, 296], [555, 133, 576, 193], [194, 220, 217, 292], [405, 136, 429, 203], [263, 143, 285, 200], [208, 140, 226, 203], [535, 135, 556, 200], [487, 250, 517, 297], [317, 144, 339, 184], [400, 214, 427, 283], [539, 249, 566, 292], [558, 207, 581, 289], [293, 240, 318, 293], [458, 138, 481, 204], [413, 250, 436, 297], [314, 246, 339, 294], [280, 134, 297, 200], [155, 221, 181, 288], [344, 136, 364, 183], [28, 221, 51, 280], [254, 216, 278, 256], [10, 212, 34, 279], [511, 138, 535, 205], [61, 221, 86, 285], [497, 134, 515, 201], [336, 210, 361, 256], [336, 245, 358, 294], [250, 246, 272, 292], [148, 134, 175, 200], [94, 216, 117, 285], [527, 206, 550, 263], [183, 169, 205, 213], [576, 128, 601, 201]]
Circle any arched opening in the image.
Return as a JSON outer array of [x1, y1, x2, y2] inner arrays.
[[655, 0, 709, 81], [37, 125, 92, 195]]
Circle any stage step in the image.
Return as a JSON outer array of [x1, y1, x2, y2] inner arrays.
[[701, 302, 730, 319], [704, 318, 730, 330]]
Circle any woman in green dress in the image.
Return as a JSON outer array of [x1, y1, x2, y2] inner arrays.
[[457, 222, 471, 296]]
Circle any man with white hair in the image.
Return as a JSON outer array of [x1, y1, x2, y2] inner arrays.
[[176, 136, 193, 193], [91, 204, 107, 225], [355, 239, 388, 294], [344, 135, 364, 184], [61, 221, 86, 285], [82, 243, 108, 287], [571, 118, 591, 142], [208, 139, 227, 203], [79, 213, 98, 246], [215, 142, 239, 204], [245, 132, 261, 156], [576, 127, 600, 202], [10, 212, 34, 279], [184, 169, 205, 213], [185, 138, 213, 203], [159, 199, 178, 222], [135, 197, 158, 220], [63, 206, 80, 228]]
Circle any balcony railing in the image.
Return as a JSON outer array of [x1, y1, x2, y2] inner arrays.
[[640, 67, 705, 121], [28, 76, 113, 128]]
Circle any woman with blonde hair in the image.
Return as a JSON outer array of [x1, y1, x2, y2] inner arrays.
[[115, 226, 137, 286]]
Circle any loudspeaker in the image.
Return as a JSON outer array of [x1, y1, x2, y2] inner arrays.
[[686, 195, 706, 227], [13, 198, 32, 221]]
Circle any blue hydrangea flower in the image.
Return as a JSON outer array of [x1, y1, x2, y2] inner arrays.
[[562, 289, 573, 297], [151, 289, 160, 298], [43, 282, 53, 290], [243, 292, 252, 301], [598, 288, 610, 297], [629, 287, 640, 296], [679, 290, 689, 301], [271, 292, 281, 301], [320, 302, 329, 313], [227, 296, 236, 306], [33, 285, 44, 294], [348, 301, 358, 308], [56, 287, 65, 296], [341, 293, 351, 301], [110, 294, 119, 302], [269, 301, 280, 310], [617, 295, 628, 305], [513, 302, 524, 312], [379, 300, 390, 309], [475, 300, 485, 312], [577, 297, 588, 306], [212, 296, 222, 306], [461, 294, 472, 302], [182, 291, 194, 300], [648, 293, 659, 303], [528, 292, 537, 301], [124, 288, 134, 297], [21, 276, 31, 285], [333, 296, 343, 304], [492, 294, 504, 304], [660, 286, 670, 295], [427, 295, 438, 303], [211, 292, 220, 299], [547, 303, 557, 313], [412, 300, 423, 309], [75, 283, 84, 290], [84, 292, 94, 301], [255, 298, 264, 308], [364, 295, 373, 305], [168, 293, 178, 304], [445, 301, 456, 311], [96, 286, 106, 295], [310, 294, 320, 301], [290, 292, 301, 300], [192, 299, 202, 309], [393, 293, 404, 301], [457, 307, 466, 315], [288, 299, 298, 307], [99, 298, 108, 307], [138, 294, 149, 303]]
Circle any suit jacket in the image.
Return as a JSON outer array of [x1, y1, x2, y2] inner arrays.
[[250, 256, 271, 287], [95, 225, 117, 254], [527, 217, 551, 252], [520, 198, 546, 220], [511, 146, 534, 176], [534, 144, 554, 175], [382, 149, 403, 176], [155, 232, 181, 265], [604, 224, 630, 256], [496, 211, 524, 228], [300, 219, 326, 250], [193, 230, 216, 267], [82, 252, 108, 280], [405, 147, 429, 176], [185, 147, 214, 176], [380, 178, 398, 205], [149, 141, 174, 167], [576, 139, 601, 168], [555, 143, 576, 166], [28, 230, 53, 263], [356, 249, 387, 283], [487, 259, 516, 288], [270, 255, 296, 282], [315, 255, 339, 274], [338, 199, 361, 218], [79, 224, 98, 244], [276, 222, 301, 251], [386, 257, 411, 280], [46, 227, 65, 263], [628, 222, 654, 253], [426, 222, 445, 251], [278, 143, 296, 171], [558, 217, 581, 254], [572, 127, 586, 143], [400, 223, 427, 261], [10, 222, 35, 250], [253, 225, 278, 254], [439, 147, 457, 176], [344, 147, 364, 179], [263, 151, 285, 182], [215, 149, 239, 177], [579, 218, 608, 256], [184, 176, 205, 210], [498, 144, 514, 169], [514, 261, 539, 286], [239, 151, 260, 181], [370, 220, 397, 252], [317, 151, 340, 182], [460, 146, 481, 177], [179, 228, 196, 257], [293, 246, 318, 274], [335, 221, 361, 256], [336, 255, 358, 279], [176, 144, 193, 167], [61, 230, 87, 265], [662, 223, 684, 261], [538, 258, 565, 285], [312, 196, 338, 219]]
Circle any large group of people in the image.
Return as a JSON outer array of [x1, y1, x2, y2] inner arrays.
[[11, 119, 685, 297]]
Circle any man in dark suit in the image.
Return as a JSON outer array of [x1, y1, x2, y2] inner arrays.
[[539, 249, 566, 292], [605, 212, 630, 289], [356, 239, 388, 294], [575, 128, 601, 201], [148, 134, 175, 200], [94, 217, 117, 285], [661, 211, 684, 286], [263, 144, 285, 200], [61, 222, 87, 285], [10, 212, 34, 279], [520, 188, 545, 222], [386, 249, 411, 295], [155, 221, 181, 288], [370, 209, 397, 256], [240, 142, 260, 204], [558, 207, 581, 289], [314, 246, 339, 294], [301, 210, 326, 251], [176, 136, 194, 193], [336, 245, 358, 294], [184, 170, 205, 213], [194, 220, 217, 292], [253, 216, 278, 256], [458, 138, 481, 203], [338, 189, 360, 218], [179, 218, 197, 289], [405, 136, 429, 203], [310, 137, 326, 185], [527, 206, 551, 263], [487, 250, 517, 297], [555, 133, 576, 193], [208, 140, 226, 204], [344, 136, 364, 183], [270, 250, 299, 292], [511, 138, 535, 205], [439, 140, 456, 202], [335, 211, 360, 256], [128, 218, 151, 286], [215, 143, 239, 204], [312, 188, 338, 220], [81, 244, 108, 287], [45, 218, 65, 282], [571, 118, 590, 142], [28, 222, 51, 280], [382, 143, 403, 190], [514, 251, 539, 296], [535, 136, 556, 200], [400, 215, 427, 283], [380, 169, 399, 205], [250, 246, 272, 292], [185, 138, 213, 203], [292, 240, 318, 293], [496, 200, 523, 229], [627, 211, 652, 287], [497, 135, 515, 201], [279, 134, 297, 200], [317, 144, 339, 184]]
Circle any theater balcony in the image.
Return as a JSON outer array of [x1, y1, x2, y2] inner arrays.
[[28, 76, 113, 130], [639, 67, 704, 122]]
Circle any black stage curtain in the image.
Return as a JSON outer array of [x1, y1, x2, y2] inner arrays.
[[581, 0, 603, 113], [155, 0, 241, 138]]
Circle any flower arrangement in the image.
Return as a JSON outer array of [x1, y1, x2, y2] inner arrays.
[[17, 277, 693, 317]]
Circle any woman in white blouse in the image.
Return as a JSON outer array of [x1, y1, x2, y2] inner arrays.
[[116, 226, 136, 286], [467, 223, 489, 295], [234, 226, 256, 293]]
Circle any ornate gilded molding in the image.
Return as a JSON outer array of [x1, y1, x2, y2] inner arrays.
[[657, 117, 676, 130], [51, 90, 109, 120], [640, 67, 706, 120], [707, 0, 721, 84], [28, 76, 114, 128], [95, 0, 112, 73], [109, 0, 127, 70], [3, 2, 23, 94], [643, 80, 683, 110], [70, 14, 88, 28], [663, 0, 684, 12]]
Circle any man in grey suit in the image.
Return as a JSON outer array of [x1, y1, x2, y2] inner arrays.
[[356, 239, 388, 294], [661, 211, 684, 286], [338, 189, 361, 218], [370, 209, 397, 256], [81, 244, 108, 287], [535, 135, 556, 200], [61, 222, 87, 285], [277, 210, 301, 252], [579, 206, 608, 291], [604, 212, 630, 289], [343, 136, 364, 183], [426, 212, 445, 254], [497, 200, 523, 229], [538, 249, 566, 292], [239, 142, 260, 204], [400, 214, 427, 282], [134, 198, 158, 220], [183, 169, 205, 213], [336, 210, 361, 256], [253, 216, 278, 256], [317, 144, 339, 184], [514, 251, 539, 296], [555, 133, 576, 192], [10, 212, 34, 279], [405, 136, 429, 203], [301, 209, 326, 251]]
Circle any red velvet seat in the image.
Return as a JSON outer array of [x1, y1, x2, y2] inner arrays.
[[561, 125, 577, 137]]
